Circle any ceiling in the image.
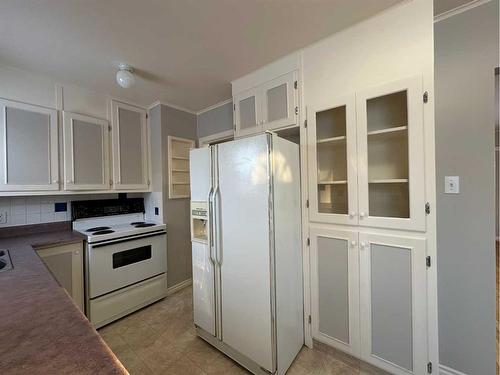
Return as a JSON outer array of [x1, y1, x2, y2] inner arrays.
[[0, 0, 406, 112]]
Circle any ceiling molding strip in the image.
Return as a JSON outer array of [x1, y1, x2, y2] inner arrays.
[[147, 100, 196, 115], [434, 0, 493, 23], [196, 98, 232, 116]]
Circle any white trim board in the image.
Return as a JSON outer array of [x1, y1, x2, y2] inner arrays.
[[196, 98, 232, 116], [147, 100, 196, 115], [439, 364, 469, 375], [198, 129, 234, 147], [167, 278, 192, 295], [434, 0, 493, 22]]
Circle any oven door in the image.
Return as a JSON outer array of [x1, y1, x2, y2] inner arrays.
[[87, 232, 166, 299]]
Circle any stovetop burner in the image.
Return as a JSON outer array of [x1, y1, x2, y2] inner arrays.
[[134, 223, 156, 228], [92, 229, 115, 235], [130, 222, 145, 225], [86, 226, 111, 232]]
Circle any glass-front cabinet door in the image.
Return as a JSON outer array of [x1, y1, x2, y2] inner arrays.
[[308, 95, 358, 225], [234, 87, 261, 137], [356, 77, 425, 231], [358, 233, 427, 375]]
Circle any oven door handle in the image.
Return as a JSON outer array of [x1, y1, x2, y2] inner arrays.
[[91, 230, 166, 248]]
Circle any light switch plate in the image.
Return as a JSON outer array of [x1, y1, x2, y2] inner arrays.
[[445, 176, 459, 194]]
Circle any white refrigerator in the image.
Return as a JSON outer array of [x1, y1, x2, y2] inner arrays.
[[190, 133, 304, 375]]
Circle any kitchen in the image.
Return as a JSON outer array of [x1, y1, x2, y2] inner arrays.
[[0, 1, 497, 375]]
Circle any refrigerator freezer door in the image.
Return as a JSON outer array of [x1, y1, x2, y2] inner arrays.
[[190, 147, 216, 336], [192, 241, 216, 336], [216, 134, 274, 372]]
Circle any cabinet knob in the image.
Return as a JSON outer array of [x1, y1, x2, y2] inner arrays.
[[66, 180, 73, 184], [360, 241, 367, 249], [350, 241, 357, 247], [349, 211, 356, 218], [52, 180, 58, 184], [359, 212, 366, 218], [74, 251, 79, 255]]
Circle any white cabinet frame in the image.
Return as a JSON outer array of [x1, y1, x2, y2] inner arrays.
[[111, 100, 149, 190], [358, 232, 427, 375], [356, 76, 425, 231], [310, 225, 360, 356], [234, 87, 262, 137], [307, 94, 358, 226], [63, 111, 110, 191], [0, 99, 59, 191], [262, 71, 298, 131]]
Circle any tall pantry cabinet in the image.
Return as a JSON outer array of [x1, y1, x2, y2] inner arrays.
[[308, 76, 430, 375]]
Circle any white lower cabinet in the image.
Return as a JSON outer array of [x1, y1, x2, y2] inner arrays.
[[37, 243, 84, 312], [311, 226, 428, 374]]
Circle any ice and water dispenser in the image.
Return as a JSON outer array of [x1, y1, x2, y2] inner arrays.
[[191, 202, 208, 243]]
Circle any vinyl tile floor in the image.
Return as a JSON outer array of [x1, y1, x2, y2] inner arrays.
[[98, 287, 387, 375]]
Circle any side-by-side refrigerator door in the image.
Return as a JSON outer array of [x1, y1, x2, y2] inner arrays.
[[190, 147, 216, 336], [216, 134, 275, 372]]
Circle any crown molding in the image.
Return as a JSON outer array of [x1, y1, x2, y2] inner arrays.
[[196, 98, 233, 115], [434, 0, 492, 23], [147, 100, 196, 115]]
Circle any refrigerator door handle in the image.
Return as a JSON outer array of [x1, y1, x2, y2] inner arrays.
[[207, 187, 216, 264], [214, 185, 223, 266]]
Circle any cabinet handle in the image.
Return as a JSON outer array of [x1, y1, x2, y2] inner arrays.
[[66, 180, 73, 184], [360, 241, 367, 249], [74, 251, 79, 255], [359, 212, 366, 218], [52, 180, 59, 184], [349, 211, 356, 218], [350, 241, 357, 247]]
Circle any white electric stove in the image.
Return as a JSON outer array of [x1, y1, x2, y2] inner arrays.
[[72, 198, 167, 328]]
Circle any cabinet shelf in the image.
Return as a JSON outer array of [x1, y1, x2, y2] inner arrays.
[[172, 182, 190, 185], [317, 135, 346, 144], [367, 126, 407, 136], [172, 169, 189, 173], [171, 156, 190, 160], [318, 180, 347, 185], [368, 179, 408, 184]]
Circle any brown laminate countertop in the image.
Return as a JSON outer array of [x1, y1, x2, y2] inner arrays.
[[0, 223, 128, 375]]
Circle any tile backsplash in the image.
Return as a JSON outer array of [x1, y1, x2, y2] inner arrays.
[[0, 194, 118, 227]]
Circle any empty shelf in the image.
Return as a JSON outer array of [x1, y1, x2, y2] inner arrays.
[[367, 126, 407, 136], [171, 156, 189, 160], [318, 180, 348, 185], [368, 179, 408, 184], [317, 136, 346, 144]]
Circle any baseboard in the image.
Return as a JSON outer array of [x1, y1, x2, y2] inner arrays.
[[440, 364, 468, 375], [167, 278, 192, 295]]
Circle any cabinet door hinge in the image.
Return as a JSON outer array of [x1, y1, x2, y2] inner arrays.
[[109, 179, 113, 187], [423, 91, 429, 104], [294, 80, 298, 89], [427, 361, 432, 373], [146, 113, 149, 119], [295, 106, 299, 115], [307, 238, 310, 246], [306, 199, 309, 208], [425, 202, 430, 215], [308, 315, 312, 324], [426, 256, 431, 268], [233, 104, 236, 111], [304, 119, 308, 128], [108, 125, 112, 132]]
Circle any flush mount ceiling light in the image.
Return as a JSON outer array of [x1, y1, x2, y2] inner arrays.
[[116, 63, 135, 88]]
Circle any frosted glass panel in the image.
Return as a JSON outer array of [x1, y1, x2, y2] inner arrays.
[[73, 120, 103, 185], [239, 96, 256, 130], [316, 105, 348, 214], [371, 244, 413, 371], [6, 107, 50, 184], [267, 83, 287, 122], [118, 108, 143, 184], [367, 91, 409, 218], [317, 236, 349, 343]]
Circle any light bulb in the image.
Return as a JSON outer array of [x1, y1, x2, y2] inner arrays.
[[116, 64, 135, 88]]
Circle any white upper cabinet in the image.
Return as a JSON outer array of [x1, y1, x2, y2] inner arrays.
[[356, 76, 425, 231], [234, 87, 262, 137], [234, 71, 298, 138], [63, 111, 110, 190], [261, 71, 298, 131], [308, 76, 425, 231], [0, 99, 59, 191], [111, 100, 149, 190]]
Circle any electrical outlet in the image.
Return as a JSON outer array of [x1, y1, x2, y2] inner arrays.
[[0, 211, 7, 224], [445, 176, 460, 194]]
